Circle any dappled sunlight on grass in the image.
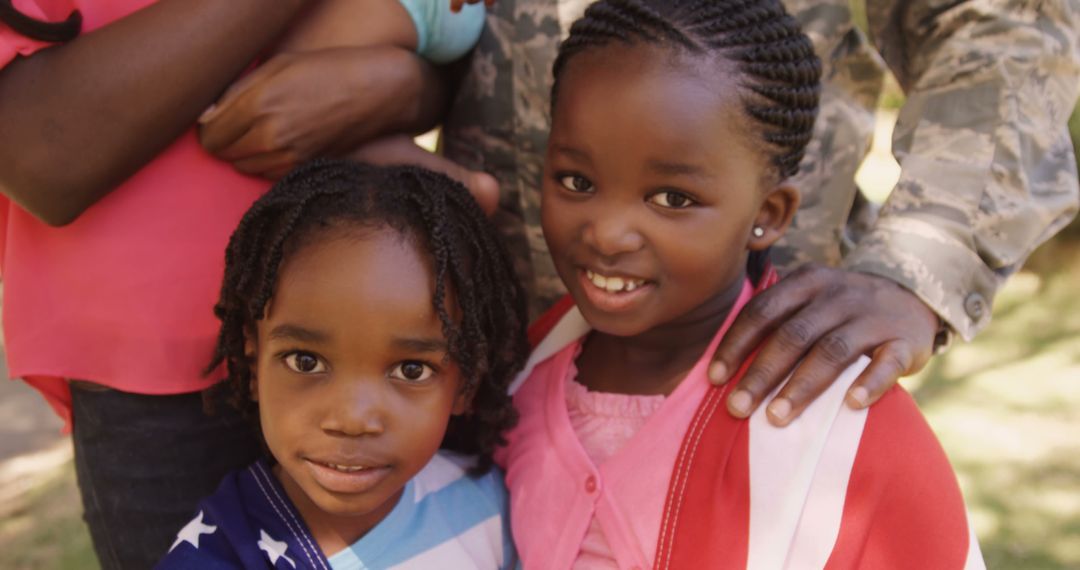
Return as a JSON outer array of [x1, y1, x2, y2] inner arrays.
[[904, 260, 1080, 568], [0, 460, 97, 570]]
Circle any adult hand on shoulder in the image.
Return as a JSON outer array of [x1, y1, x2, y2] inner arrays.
[[708, 264, 940, 426], [198, 47, 422, 179]]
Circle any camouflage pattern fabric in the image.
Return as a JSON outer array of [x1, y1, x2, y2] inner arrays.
[[440, 0, 1080, 342]]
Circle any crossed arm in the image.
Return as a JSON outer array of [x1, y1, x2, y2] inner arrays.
[[0, 0, 311, 226]]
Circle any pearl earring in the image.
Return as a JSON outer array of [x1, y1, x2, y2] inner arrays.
[[752, 226, 765, 238]]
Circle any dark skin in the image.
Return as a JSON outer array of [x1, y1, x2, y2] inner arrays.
[[0, 0, 448, 226], [196, 46, 447, 178], [196, 0, 438, 180], [250, 228, 467, 553], [542, 45, 800, 397], [0, 0, 312, 226], [545, 44, 939, 417], [575, 277, 749, 397], [710, 265, 938, 424], [204, 3, 935, 420], [197, 0, 500, 212]]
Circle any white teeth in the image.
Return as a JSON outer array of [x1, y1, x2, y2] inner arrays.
[[328, 463, 368, 473], [585, 270, 606, 289], [585, 270, 644, 293]]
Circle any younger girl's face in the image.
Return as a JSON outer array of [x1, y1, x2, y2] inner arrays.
[[543, 44, 776, 337], [250, 226, 466, 544]]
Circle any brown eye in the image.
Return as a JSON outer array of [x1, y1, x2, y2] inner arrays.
[[283, 352, 325, 374], [648, 190, 695, 209], [558, 174, 594, 193], [390, 361, 435, 383]]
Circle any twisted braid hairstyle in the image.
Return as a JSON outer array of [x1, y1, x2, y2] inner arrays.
[[0, 0, 81, 42], [552, 0, 821, 182], [208, 159, 529, 473]]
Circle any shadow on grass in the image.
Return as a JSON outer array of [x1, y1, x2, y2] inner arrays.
[[960, 457, 1080, 569], [906, 252, 1080, 569], [0, 462, 98, 570]]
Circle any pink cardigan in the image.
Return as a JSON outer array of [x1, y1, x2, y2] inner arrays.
[[497, 282, 753, 569], [499, 275, 984, 570]]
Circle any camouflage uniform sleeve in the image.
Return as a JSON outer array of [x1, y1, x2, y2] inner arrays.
[[772, 0, 885, 274], [440, 0, 589, 319], [845, 0, 1080, 341]]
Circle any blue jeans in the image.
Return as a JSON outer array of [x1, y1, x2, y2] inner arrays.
[[70, 384, 261, 570]]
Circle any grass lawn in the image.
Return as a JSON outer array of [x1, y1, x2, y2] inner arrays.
[[0, 454, 97, 570], [910, 254, 1080, 568]]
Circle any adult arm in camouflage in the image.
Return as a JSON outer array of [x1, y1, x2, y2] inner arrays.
[[711, 0, 1080, 425]]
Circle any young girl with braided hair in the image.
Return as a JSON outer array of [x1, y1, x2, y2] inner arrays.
[[159, 160, 526, 569], [0, 1, 490, 567], [499, 1, 985, 568]]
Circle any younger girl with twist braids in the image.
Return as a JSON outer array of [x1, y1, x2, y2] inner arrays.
[[158, 160, 525, 569], [0, 1, 493, 567], [500, 1, 984, 568]]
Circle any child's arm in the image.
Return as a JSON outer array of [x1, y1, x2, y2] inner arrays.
[[449, 0, 493, 12], [195, 46, 450, 179], [274, 0, 490, 61], [0, 0, 312, 226], [196, 0, 490, 180], [274, 0, 418, 56]]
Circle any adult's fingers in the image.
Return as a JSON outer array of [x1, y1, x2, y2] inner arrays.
[[200, 55, 291, 125], [230, 149, 298, 180], [198, 92, 262, 157], [845, 340, 918, 409], [708, 264, 827, 385], [198, 58, 294, 154], [763, 320, 883, 426], [725, 301, 853, 419], [209, 117, 293, 163]]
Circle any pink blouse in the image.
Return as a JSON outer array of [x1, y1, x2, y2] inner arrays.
[[566, 359, 666, 569], [1, 0, 268, 427], [498, 281, 753, 570]]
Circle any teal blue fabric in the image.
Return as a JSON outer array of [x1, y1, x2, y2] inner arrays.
[[398, 0, 486, 64]]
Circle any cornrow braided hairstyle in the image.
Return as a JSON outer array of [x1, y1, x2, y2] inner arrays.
[[0, 0, 81, 42], [552, 0, 821, 182], [207, 159, 529, 474]]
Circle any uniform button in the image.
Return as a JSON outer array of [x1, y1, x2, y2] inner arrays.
[[964, 293, 987, 321], [585, 475, 597, 493]]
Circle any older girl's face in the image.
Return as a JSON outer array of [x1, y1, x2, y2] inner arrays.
[[542, 44, 779, 338]]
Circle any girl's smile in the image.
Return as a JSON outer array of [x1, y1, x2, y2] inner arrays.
[[542, 43, 783, 344], [578, 268, 655, 312]]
